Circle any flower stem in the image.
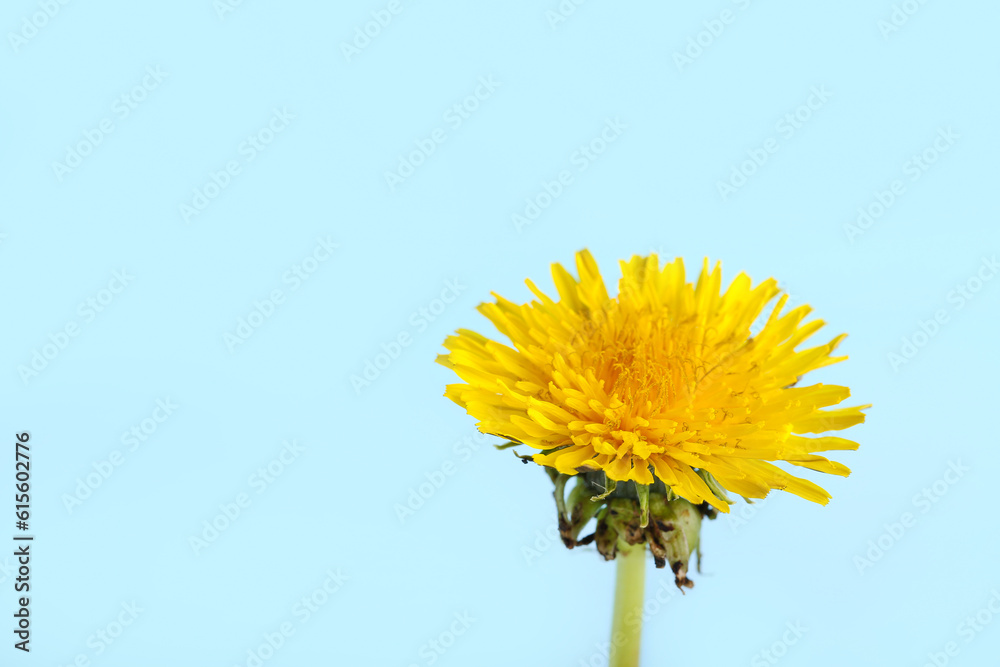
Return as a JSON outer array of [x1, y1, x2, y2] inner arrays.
[[609, 544, 645, 667]]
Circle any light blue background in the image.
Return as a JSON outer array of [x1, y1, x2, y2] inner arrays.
[[1, 0, 998, 665]]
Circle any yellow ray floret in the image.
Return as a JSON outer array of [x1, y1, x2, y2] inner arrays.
[[437, 250, 869, 513]]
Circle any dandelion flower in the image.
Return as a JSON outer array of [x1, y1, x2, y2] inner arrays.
[[437, 250, 869, 667], [439, 250, 867, 511]]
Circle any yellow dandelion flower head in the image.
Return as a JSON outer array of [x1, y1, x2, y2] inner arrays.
[[437, 250, 869, 513]]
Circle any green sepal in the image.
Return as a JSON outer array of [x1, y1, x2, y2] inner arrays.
[[696, 469, 733, 505], [494, 441, 522, 450], [636, 483, 650, 528]]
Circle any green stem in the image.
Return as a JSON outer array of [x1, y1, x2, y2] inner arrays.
[[609, 544, 645, 667]]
